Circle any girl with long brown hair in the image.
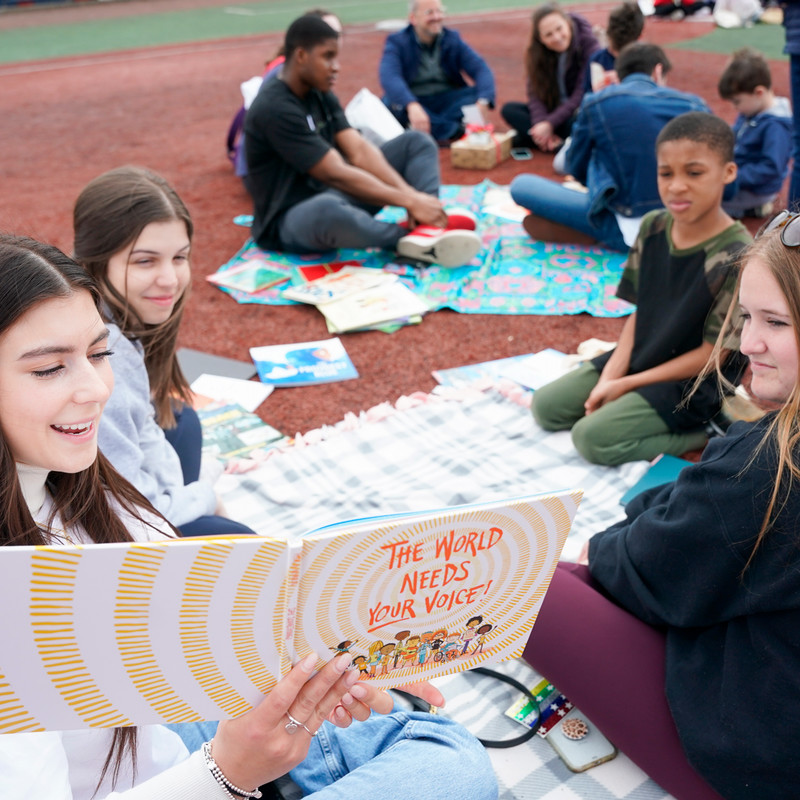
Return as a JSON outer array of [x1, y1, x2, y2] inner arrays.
[[73, 166, 254, 536], [501, 4, 599, 152], [0, 234, 495, 800]]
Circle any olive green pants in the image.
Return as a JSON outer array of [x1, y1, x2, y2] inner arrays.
[[531, 362, 708, 466]]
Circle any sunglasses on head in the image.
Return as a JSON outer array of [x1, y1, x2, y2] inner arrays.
[[759, 210, 800, 247]]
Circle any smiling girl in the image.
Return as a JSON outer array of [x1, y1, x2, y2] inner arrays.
[[73, 167, 253, 536], [501, 3, 599, 152], [0, 234, 495, 800], [523, 222, 800, 799]]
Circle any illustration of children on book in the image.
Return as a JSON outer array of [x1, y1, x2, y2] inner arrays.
[[400, 635, 421, 667], [352, 655, 369, 676], [257, 345, 338, 381], [347, 618, 494, 678], [379, 642, 396, 675], [460, 615, 483, 654], [416, 631, 435, 665], [393, 630, 410, 669], [366, 641, 385, 677], [471, 623, 494, 654], [438, 633, 462, 661]]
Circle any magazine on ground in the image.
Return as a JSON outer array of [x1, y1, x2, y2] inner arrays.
[[250, 337, 358, 386], [433, 349, 572, 389], [197, 402, 287, 461], [0, 490, 582, 732]]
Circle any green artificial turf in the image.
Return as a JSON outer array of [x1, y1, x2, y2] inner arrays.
[[0, 0, 541, 63], [669, 20, 787, 61]]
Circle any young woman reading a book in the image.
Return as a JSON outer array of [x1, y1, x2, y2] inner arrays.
[[0, 234, 496, 800], [524, 222, 800, 798], [73, 166, 254, 536]]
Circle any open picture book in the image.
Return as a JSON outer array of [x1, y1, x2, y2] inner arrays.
[[0, 489, 581, 733]]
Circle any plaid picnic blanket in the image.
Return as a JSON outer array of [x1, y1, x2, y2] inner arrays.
[[217, 385, 673, 799]]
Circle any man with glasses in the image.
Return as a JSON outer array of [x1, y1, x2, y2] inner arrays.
[[379, 0, 496, 144]]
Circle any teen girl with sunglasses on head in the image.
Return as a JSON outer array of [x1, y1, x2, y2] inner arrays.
[[523, 217, 800, 799], [0, 234, 496, 800], [73, 166, 254, 536]]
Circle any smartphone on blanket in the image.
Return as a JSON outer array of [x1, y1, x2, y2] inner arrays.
[[546, 707, 618, 772]]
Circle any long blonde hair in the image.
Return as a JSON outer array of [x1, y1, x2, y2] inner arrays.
[[73, 166, 193, 429], [702, 230, 800, 569]]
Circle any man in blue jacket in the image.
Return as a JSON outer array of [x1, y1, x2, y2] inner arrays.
[[379, 0, 495, 144], [510, 43, 708, 251]]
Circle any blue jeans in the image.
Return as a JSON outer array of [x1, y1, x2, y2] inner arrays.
[[164, 405, 203, 483], [790, 53, 800, 209], [278, 130, 439, 253], [388, 85, 478, 142], [510, 173, 627, 251], [168, 710, 497, 800]]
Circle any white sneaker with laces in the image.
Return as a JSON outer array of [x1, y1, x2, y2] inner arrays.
[[396, 228, 482, 268]]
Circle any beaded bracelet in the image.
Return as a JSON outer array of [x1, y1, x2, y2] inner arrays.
[[201, 740, 263, 799]]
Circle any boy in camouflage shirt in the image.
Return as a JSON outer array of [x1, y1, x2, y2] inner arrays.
[[532, 113, 751, 466]]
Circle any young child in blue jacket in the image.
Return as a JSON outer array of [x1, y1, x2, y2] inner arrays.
[[718, 47, 792, 218]]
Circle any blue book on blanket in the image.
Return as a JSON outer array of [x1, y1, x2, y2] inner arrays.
[[619, 454, 692, 505], [250, 337, 358, 387]]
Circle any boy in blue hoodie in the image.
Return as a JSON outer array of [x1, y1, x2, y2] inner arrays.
[[718, 47, 792, 218]]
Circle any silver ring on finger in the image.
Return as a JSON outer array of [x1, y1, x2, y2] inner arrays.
[[285, 712, 317, 736]]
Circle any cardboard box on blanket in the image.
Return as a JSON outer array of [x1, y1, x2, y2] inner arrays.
[[451, 129, 515, 170]]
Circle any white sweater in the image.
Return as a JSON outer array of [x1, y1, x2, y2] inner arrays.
[[98, 323, 217, 527], [0, 466, 228, 799]]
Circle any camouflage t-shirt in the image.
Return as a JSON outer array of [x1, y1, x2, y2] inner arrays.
[[592, 210, 751, 430]]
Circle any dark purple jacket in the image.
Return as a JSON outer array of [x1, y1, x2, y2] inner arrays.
[[526, 13, 599, 130]]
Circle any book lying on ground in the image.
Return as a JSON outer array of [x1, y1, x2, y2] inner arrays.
[[250, 337, 358, 386], [0, 490, 581, 732], [191, 373, 273, 413], [325, 314, 424, 336], [293, 260, 360, 283], [319, 280, 430, 333], [282, 266, 396, 305], [207, 259, 290, 294], [619, 453, 692, 505], [433, 349, 573, 390], [499, 349, 574, 391], [197, 401, 287, 461]]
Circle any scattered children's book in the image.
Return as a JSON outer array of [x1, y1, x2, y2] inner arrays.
[[190, 373, 273, 413], [619, 453, 692, 505], [325, 314, 425, 335], [433, 349, 574, 390], [197, 401, 287, 461], [207, 259, 290, 294], [293, 260, 360, 283], [319, 281, 430, 333], [0, 489, 581, 732], [282, 266, 396, 305], [250, 337, 358, 386], [433, 353, 541, 387], [499, 348, 574, 391]]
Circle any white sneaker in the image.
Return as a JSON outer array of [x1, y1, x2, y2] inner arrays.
[[396, 228, 482, 268]]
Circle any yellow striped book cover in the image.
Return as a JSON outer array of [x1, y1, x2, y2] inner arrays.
[[0, 490, 581, 732]]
